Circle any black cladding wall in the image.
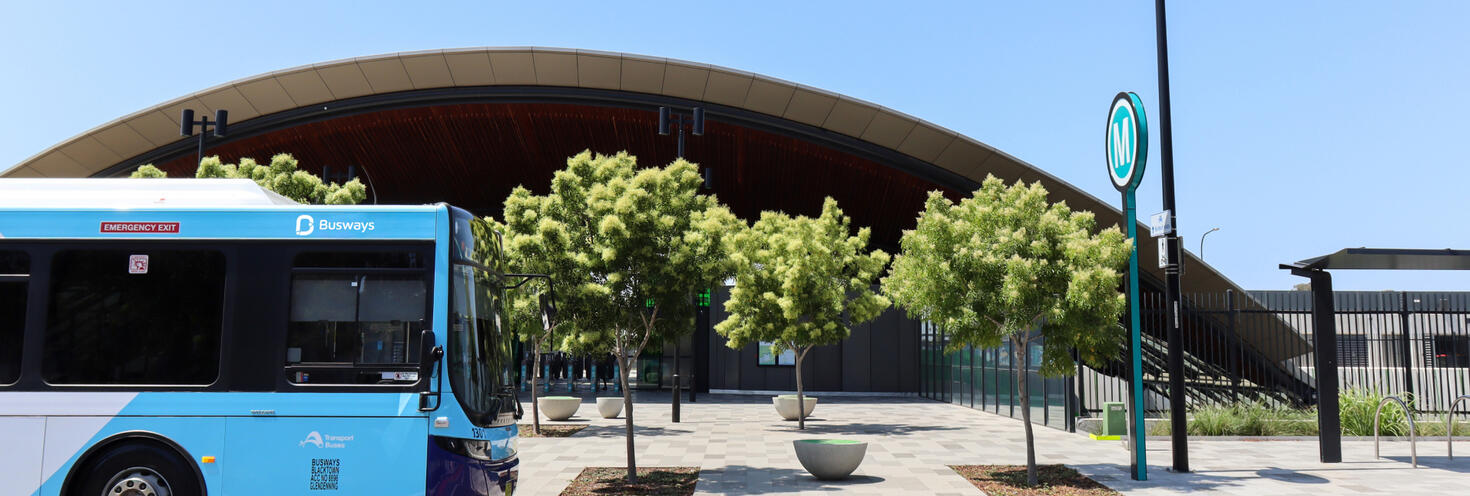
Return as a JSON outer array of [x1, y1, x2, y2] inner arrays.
[[704, 287, 920, 393]]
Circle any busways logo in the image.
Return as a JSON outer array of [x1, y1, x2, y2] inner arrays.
[[300, 431, 354, 448], [295, 215, 315, 236], [294, 214, 375, 236]]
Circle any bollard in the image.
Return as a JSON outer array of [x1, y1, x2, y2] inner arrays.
[[672, 373, 681, 423], [520, 364, 527, 392], [566, 363, 574, 393], [543, 363, 551, 393]]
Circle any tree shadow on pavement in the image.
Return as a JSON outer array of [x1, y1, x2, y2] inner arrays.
[[696, 464, 885, 495], [574, 424, 696, 438], [773, 422, 963, 436]]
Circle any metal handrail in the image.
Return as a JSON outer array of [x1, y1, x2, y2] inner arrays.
[[1450, 395, 1470, 460], [1374, 396, 1418, 467]]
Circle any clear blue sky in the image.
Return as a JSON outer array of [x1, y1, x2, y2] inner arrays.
[[2, 1, 1466, 291]]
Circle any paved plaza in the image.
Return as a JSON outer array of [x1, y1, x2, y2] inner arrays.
[[515, 392, 1467, 495]]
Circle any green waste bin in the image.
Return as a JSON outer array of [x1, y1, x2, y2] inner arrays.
[[1102, 402, 1127, 437]]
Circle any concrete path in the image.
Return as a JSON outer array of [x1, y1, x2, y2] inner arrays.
[[514, 392, 1467, 495]]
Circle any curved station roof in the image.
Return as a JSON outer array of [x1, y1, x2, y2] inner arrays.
[[5, 47, 1189, 272], [3, 48, 1302, 397]]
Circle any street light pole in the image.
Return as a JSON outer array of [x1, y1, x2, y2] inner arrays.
[[180, 109, 229, 166], [658, 107, 709, 187], [658, 106, 710, 422], [1200, 227, 1220, 261], [1154, 0, 1190, 473]]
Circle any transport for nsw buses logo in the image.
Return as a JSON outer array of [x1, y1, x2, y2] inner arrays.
[[300, 431, 353, 448]]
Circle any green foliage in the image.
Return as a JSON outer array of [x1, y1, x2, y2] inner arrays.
[[1144, 392, 1470, 437], [715, 197, 890, 354], [1178, 402, 1317, 436], [129, 154, 366, 205], [884, 176, 1129, 485], [1340, 388, 1413, 436], [882, 175, 1131, 375], [499, 150, 740, 480], [501, 151, 739, 355], [130, 164, 168, 178]]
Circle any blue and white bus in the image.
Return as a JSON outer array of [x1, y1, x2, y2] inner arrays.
[[0, 179, 522, 496]]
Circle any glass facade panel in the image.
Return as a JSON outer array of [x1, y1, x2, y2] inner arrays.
[[951, 347, 965, 406], [916, 325, 1075, 431]]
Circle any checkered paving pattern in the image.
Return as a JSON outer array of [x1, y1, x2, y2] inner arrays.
[[514, 392, 1469, 495]]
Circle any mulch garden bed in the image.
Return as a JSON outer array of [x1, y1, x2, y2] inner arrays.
[[518, 424, 588, 438], [950, 465, 1119, 496], [559, 466, 699, 496]]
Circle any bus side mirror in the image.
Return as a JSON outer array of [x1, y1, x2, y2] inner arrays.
[[419, 330, 441, 386], [418, 330, 443, 412], [539, 293, 557, 332]]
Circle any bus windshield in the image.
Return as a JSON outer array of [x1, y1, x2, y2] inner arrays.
[[447, 210, 514, 426]]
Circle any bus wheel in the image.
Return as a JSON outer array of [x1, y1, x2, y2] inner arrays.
[[71, 442, 199, 496]]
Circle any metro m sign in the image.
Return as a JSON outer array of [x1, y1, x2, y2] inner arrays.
[[101, 222, 180, 234]]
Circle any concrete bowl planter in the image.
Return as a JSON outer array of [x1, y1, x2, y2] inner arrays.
[[596, 397, 623, 418], [793, 439, 868, 480], [773, 395, 818, 421], [538, 396, 581, 421]]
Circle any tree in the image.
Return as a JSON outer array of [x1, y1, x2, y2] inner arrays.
[[130, 154, 366, 205], [715, 197, 890, 429], [882, 176, 1130, 486], [500, 151, 739, 482]]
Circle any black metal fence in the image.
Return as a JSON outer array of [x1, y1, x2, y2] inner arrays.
[[922, 290, 1470, 428], [1075, 290, 1470, 416]]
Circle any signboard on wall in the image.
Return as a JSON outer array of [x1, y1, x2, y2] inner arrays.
[[757, 342, 795, 366]]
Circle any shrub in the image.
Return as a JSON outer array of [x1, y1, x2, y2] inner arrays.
[[1339, 389, 1411, 436], [1135, 391, 1465, 438]]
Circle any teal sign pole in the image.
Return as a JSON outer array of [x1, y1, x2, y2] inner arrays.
[[1107, 91, 1148, 482]]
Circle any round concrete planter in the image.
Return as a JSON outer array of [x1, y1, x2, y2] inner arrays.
[[596, 397, 623, 418], [793, 439, 867, 480], [537, 396, 580, 421], [773, 395, 818, 421]]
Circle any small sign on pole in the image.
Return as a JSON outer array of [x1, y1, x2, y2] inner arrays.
[[1149, 210, 1171, 238], [1158, 238, 1169, 269]]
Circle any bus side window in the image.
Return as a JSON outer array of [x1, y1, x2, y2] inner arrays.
[[43, 250, 225, 385], [286, 251, 427, 385], [0, 250, 29, 385]]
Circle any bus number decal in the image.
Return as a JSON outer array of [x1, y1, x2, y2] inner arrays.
[[471, 427, 486, 439]]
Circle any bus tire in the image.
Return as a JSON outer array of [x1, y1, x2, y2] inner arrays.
[[68, 441, 200, 496]]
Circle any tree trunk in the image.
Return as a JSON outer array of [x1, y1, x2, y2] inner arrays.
[[794, 345, 808, 430], [1014, 335, 1038, 486], [531, 343, 542, 435], [618, 345, 639, 483]]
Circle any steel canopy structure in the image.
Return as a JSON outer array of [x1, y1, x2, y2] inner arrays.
[[2, 47, 1307, 403], [1288, 248, 1470, 272], [1282, 247, 1470, 464]]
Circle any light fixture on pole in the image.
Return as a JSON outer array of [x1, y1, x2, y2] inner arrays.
[[658, 106, 709, 188], [180, 109, 228, 166], [1200, 227, 1220, 261]]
